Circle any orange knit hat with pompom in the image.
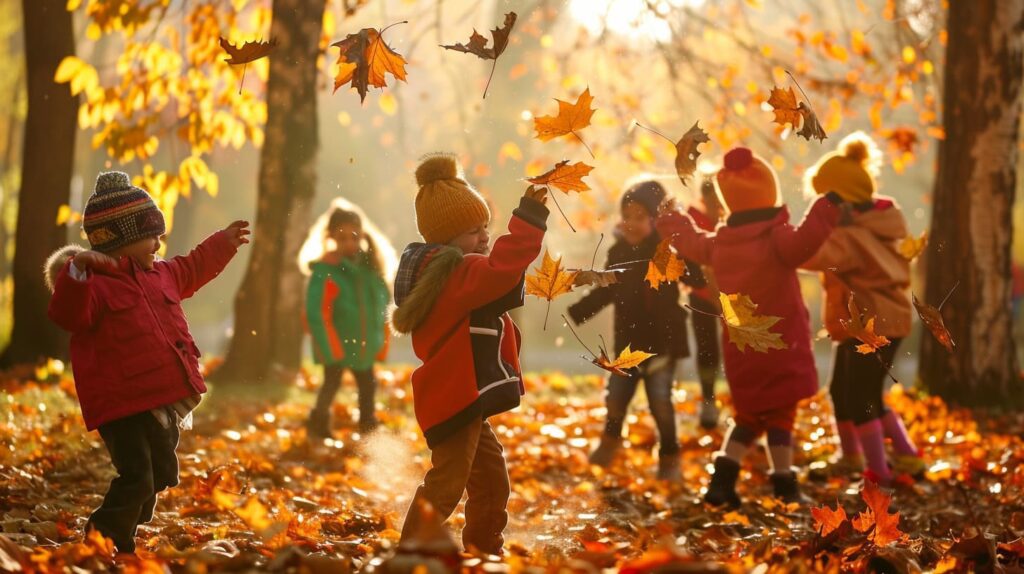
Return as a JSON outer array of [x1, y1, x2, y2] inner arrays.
[[414, 153, 491, 244], [714, 147, 779, 213]]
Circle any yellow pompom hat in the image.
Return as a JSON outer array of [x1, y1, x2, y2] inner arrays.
[[414, 153, 491, 244], [806, 131, 880, 204]]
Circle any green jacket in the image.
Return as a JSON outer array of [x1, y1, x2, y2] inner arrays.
[[305, 255, 390, 369]]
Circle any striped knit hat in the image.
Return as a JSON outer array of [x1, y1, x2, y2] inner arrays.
[[83, 171, 166, 253]]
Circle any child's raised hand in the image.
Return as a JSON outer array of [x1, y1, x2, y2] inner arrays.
[[524, 185, 548, 205], [73, 250, 118, 274], [223, 220, 251, 247]]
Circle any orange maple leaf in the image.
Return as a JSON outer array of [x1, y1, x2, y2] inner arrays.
[[593, 345, 656, 377], [440, 12, 516, 98], [767, 86, 802, 129], [851, 480, 904, 546], [839, 295, 891, 355], [645, 239, 685, 289], [526, 249, 578, 329], [219, 37, 278, 65], [527, 160, 594, 194], [634, 121, 710, 187], [811, 502, 848, 537], [719, 293, 787, 353], [898, 231, 928, 261], [332, 22, 408, 103], [533, 88, 596, 157]]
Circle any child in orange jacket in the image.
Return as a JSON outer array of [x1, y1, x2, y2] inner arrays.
[[802, 132, 924, 486], [392, 154, 548, 554]]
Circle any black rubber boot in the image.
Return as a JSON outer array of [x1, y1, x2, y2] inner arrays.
[[704, 456, 741, 508], [771, 470, 810, 504]]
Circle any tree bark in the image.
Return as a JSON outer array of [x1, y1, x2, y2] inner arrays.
[[1, 0, 77, 366], [920, 0, 1023, 407], [215, 0, 324, 385]]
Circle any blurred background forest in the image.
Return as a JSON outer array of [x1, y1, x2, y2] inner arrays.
[[1, 0, 1022, 404]]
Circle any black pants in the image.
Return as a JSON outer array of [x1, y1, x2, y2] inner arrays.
[[313, 365, 377, 427], [88, 411, 180, 552], [829, 338, 902, 425]]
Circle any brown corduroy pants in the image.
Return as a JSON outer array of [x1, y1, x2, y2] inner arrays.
[[400, 417, 510, 555]]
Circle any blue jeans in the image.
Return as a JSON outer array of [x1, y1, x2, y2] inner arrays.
[[602, 362, 680, 455]]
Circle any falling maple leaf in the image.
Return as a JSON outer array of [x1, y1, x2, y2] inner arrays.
[[562, 315, 655, 376], [898, 231, 928, 261], [526, 249, 578, 329], [767, 86, 801, 129], [839, 295, 891, 355], [219, 37, 278, 65], [811, 502, 848, 537], [533, 88, 596, 158], [851, 481, 904, 547], [913, 283, 958, 353], [718, 293, 787, 353], [527, 160, 594, 194], [797, 102, 828, 142], [440, 12, 516, 99], [633, 121, 710, 187], [645, 239, 685, 290], [332, 22, 408, 103]]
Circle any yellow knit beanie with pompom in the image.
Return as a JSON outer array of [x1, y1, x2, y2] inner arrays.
[[414, 153, 491, 244], [806, 131, 881, 204]]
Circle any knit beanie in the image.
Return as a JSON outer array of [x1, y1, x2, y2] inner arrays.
[[82, 171, 166, 253], [714, 147, 779, 213], [621, 180, 666, 217], [806, 131, 878, 204], [414, 153, 490, 244]]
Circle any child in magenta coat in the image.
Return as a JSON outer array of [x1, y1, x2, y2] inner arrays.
[[656, 148, 842, 506], [46, 172, 249, 552]]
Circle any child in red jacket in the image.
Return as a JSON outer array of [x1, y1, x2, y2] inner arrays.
[[45, 171, 249, 553], [657, 148, 842, 506], [391, 154, 548, 555]]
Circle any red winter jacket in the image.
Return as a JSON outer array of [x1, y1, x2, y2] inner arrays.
[[47, 231, 238, 430], [656, 197, 840, 415], [391, 198, 547, 447]]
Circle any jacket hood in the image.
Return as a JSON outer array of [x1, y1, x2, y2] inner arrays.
[[716, 206, 790, 245], [45, 244, 85, 293], [391, 242, 463, 334], [850, 198, 907, 241]]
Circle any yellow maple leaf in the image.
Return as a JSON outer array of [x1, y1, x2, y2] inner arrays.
[[332, 23, 408, 103], [526, 249, 578, 329], [645, 239, 685, 289], [719, 293, 787, 353], [766, 86, 802, 129], [526, 160, 594, 194], [533, 87, 596, 157], [898, 231, 928, 261], [594, 344, 656, 376]]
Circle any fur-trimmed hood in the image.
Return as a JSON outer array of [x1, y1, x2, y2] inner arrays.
[[44, 245, 85, 293], [391, 243, 463, 334]]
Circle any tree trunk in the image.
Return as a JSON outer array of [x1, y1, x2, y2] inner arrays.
[[919, 0, 1023, 407], [215, 0, 324, 385], [0, 0, 77, 366]]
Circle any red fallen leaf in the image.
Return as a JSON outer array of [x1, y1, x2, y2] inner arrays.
[[913, 289, 956, 353], [851, 481, 904, 547], [811, 501, 848, 537]]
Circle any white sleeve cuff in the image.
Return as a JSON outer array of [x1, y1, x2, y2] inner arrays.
[[68, 261, 88, 281]]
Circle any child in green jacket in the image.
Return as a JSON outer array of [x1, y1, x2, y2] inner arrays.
[[301, 199, 394, 436]]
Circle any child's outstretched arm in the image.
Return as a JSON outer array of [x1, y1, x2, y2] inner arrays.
[[445, 186, 549, 312], [771, 194, 842, 268], [655, 200, 714, 265], [566, 285, 613, 326], [163, 220, 250, 298], [801, 225, 859, 274], [47, 249, 115, 332], [305, 267, 344, 363]]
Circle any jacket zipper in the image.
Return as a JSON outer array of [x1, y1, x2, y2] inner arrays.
[[495, 317, 512, 380], [355, 270, 367, 361], [135, 266, 197, 393]]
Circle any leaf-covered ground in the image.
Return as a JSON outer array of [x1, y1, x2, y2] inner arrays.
[[2, 362, 1024, 573]]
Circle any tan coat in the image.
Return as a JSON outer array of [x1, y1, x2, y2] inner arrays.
[[803, 197, 913, 340]]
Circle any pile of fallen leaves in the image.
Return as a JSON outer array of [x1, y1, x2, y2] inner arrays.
[[2, 361, 1024, 573]]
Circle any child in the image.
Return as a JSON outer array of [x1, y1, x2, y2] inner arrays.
[[656, 148, 842, 505], [45, 171, 249, 553], [567, 179, 692, 480], [801, 132, 924, 485], [687, 177, 725, 429], [300, 199, 394, 436], [391, 154, 548, 554]]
